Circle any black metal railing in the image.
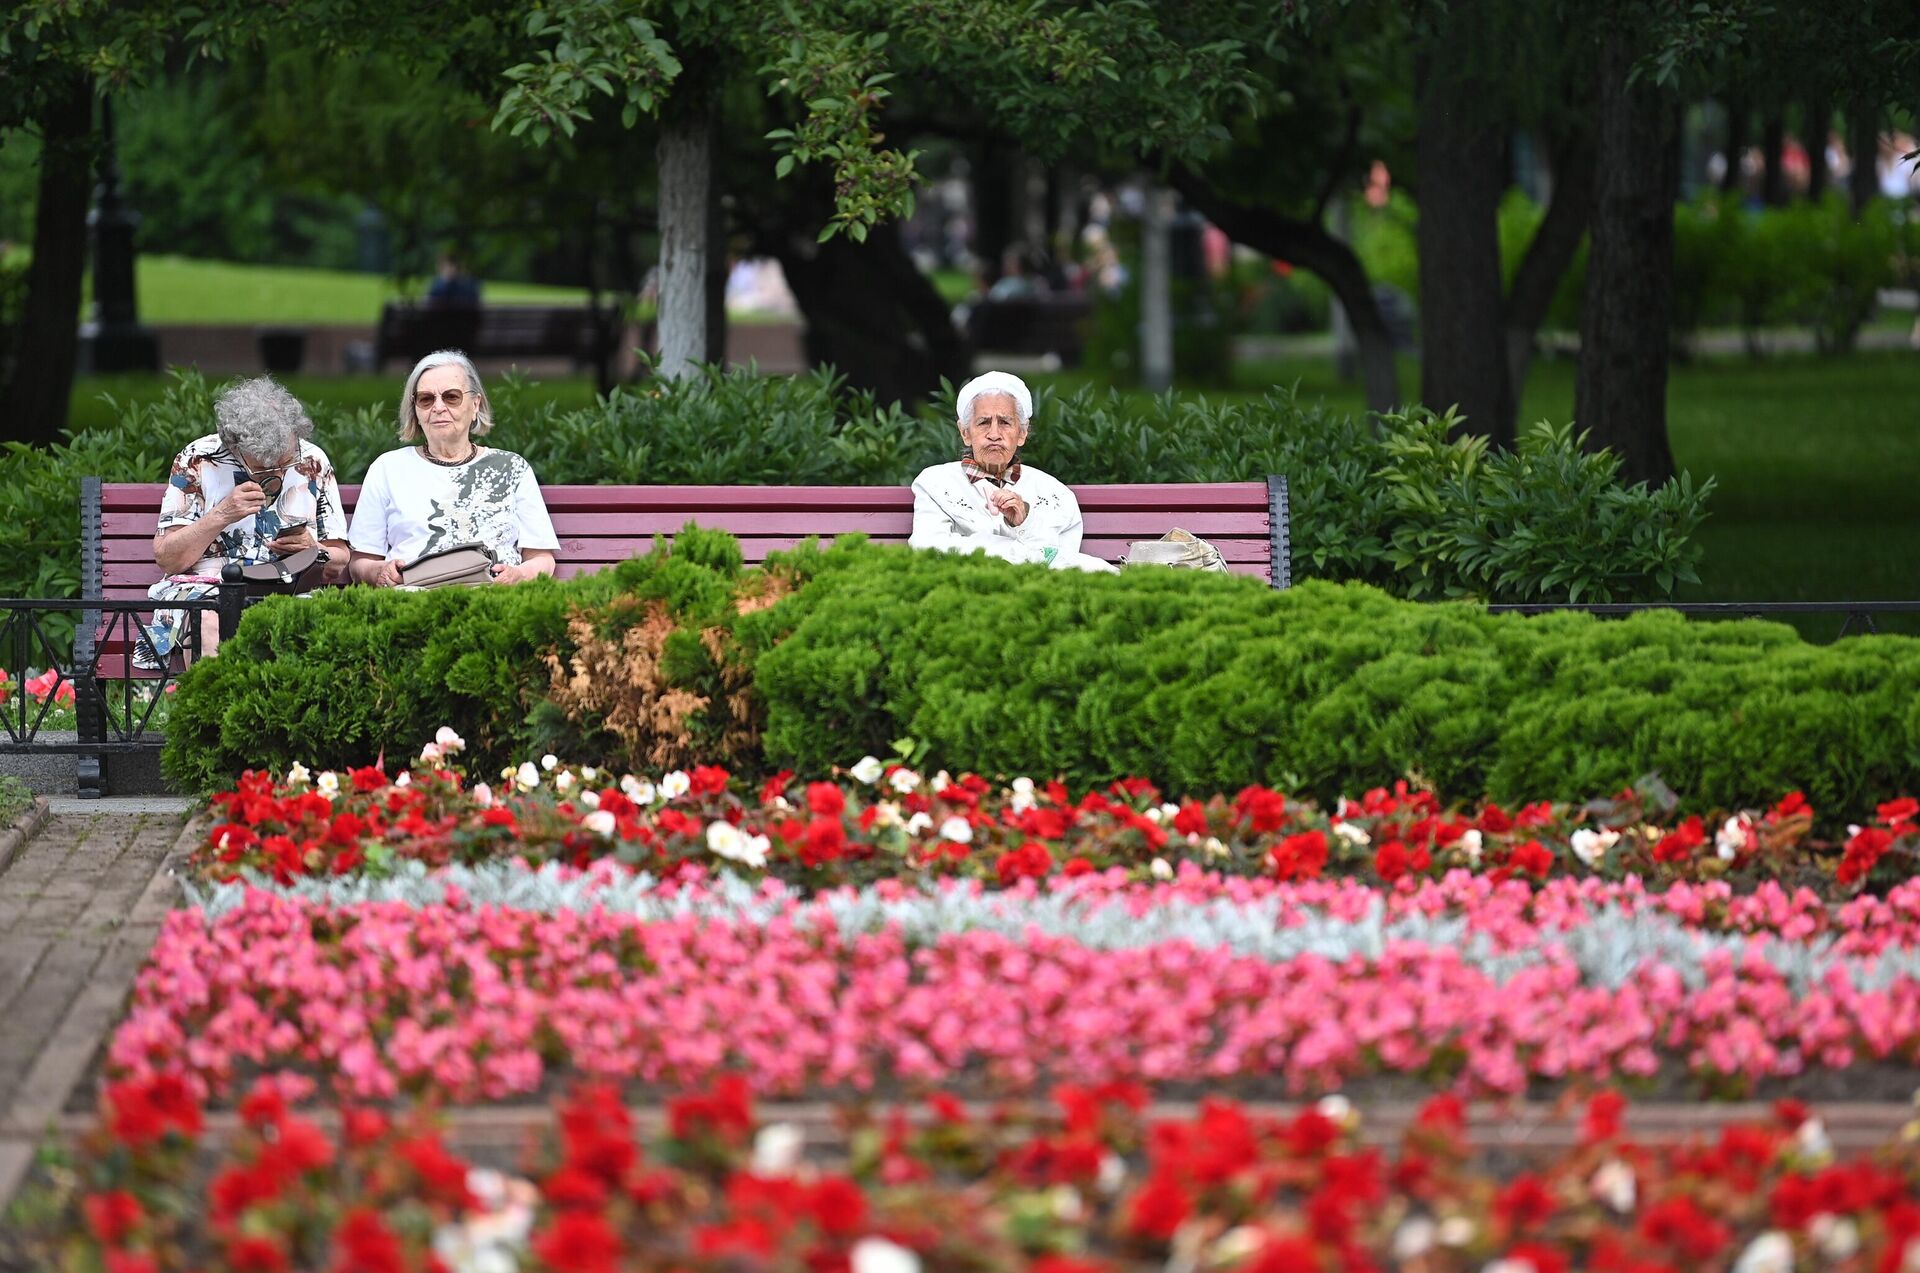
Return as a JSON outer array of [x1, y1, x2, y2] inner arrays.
[[0, 596, 229, 797], [1485, 600, 1920, 639]]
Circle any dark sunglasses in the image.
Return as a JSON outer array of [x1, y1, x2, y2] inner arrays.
[[414, 387, 470, 411]]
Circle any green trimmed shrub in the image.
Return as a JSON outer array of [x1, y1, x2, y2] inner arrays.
[[751, 543, 1920, 816]]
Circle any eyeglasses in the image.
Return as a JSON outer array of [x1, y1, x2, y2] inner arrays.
[[236, 466, 286, 498], [414, 388, 471, 412]]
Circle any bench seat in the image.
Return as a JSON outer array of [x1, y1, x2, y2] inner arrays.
[[92, 478, 1289, 675]]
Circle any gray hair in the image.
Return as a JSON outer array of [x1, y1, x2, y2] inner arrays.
[[397, 349, 493, 442], [214, 376, 313, 465]]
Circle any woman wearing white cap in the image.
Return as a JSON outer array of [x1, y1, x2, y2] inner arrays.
[[908, 371, 1119, 573]]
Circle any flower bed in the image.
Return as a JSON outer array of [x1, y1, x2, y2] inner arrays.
[[21, 1074, 1920, 1273], [188, 740, 1920, 895], [110, 862, 1920, 1106]]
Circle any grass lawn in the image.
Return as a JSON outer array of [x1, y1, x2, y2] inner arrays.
[[70, 348, 1919, 638], [132, 256, 590, 325]]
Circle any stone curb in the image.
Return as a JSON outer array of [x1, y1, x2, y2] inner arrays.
[[0, 798, 50, 881], [0, 814, 203, 1207]]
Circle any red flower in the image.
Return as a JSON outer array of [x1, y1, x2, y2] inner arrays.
[[806, 1174, 868, 1236], [543, 1165, 611, 1210], [1269, 829, 1328, 882], [531, 1210, 624, 1273], [760, 770, 795, 803], [1839, 826, 1894, 886], [1373, 839, 1411, 884], [668, 1074, 754, 1145], [224, 1235, 291, 1273], [1510, 839, 1553, 878], [802, 816, 848, 867], [481, 806, 517, 829], [1768, 791, 1810, 822], [104, 1253, 160, 1273], [82, 1190, 143, 1246], [1237, 1234, 1324, 1272], [1062, 855, 1095, 876], [1495, 1173, 1557, 1232], [1652, 815, 1705, 864], [1504, 1243, 1571, 1273], [995, 841, 1053, 886], [1030, 1258, 1116, 1273], [342, 1107, 389, 1148], [689, 764, 731, 796], [1172, 800, 1210, 837], [332, 1206, 406, 1273], [347, 765, 388, 793], [1233, 785, 1288, 833], [1125, 1171, 1192, 1241], [805, 782, 846, 817], [1637, 1196, 1730, 1261], [1876, 796, 1919, 829], [104, 1074, 202, 1149], [394, 1133, 475, 1208], [1583, 1091, 1628, 1143]]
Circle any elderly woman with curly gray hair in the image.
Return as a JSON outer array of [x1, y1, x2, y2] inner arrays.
[[142, 375, 348, 665]]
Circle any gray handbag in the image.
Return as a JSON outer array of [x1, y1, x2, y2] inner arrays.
[[402, 543, 497, 588], [1124, 528, 1227, 572]]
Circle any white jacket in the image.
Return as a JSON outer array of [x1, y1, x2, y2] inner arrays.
[[908, 461, 1119, 573]]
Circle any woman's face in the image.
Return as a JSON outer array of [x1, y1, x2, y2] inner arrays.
[[415, 364, 481, 447], [959, 392, 1028, 473]]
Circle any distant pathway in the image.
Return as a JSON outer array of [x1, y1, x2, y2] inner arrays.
[[0, 810, 194, 1206]]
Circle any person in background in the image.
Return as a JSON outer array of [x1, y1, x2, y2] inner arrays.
[[909, 370, 1118, 574], [425, 252, 481, 309]]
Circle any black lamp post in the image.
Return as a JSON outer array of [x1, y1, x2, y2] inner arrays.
[[78, 96, 158, 373]]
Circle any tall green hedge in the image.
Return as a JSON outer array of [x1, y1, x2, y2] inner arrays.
[[14, 364, 1708, 619]]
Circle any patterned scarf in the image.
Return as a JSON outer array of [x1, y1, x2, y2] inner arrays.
[[961, 450, 1023, 488]]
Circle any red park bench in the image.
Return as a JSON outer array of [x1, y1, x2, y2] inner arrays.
[[0, 476, 1289, 795]]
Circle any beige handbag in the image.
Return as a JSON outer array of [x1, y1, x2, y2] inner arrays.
[[402, 543, 497, 589], [1124, 528, 1227, 572]]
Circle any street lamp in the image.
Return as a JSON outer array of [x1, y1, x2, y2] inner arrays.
[[77, 96, 158, 373]]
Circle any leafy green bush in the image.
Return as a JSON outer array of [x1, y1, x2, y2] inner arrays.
[[752, 544, 1920, 817]]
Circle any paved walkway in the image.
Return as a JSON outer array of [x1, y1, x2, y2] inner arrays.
[[0, 811, 192, 1206]]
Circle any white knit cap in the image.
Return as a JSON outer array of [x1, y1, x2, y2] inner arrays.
[[956, 371, 1033, 426]]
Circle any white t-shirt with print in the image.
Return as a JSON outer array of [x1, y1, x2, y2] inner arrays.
[[347, 446, 560, 568], [157, 434, 346, 575]]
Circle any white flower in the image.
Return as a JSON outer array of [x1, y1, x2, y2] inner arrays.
[[580, 790, 601, 809], [743, 834, 771, 869], [553, 771, 575, 794], [1336, 796, 1352, 819], [540, 754, 558, 772], [1392, 1216, 1437, 1260], [1202, 836, 1228, 859], [751, 1123, 805, 1176], [871, 801, 901, 828], [1717, 816, 1749, 861], [515, 762, 539, 791], [1316, 1093, 1356, 1129], [1570, 827, 1621, 867], [472, 783, 494, 808], [1097, 1153, 1127, 1196], [1460, 828, 1484, 866], [1209, 1225, 1262, 1263], [395, 771, 412, 788], [1437, 1216, 1475, 1247], [1145, 807, 1165, 824], [1150, 857, 1174, 880], [890, 768, 921, 794], [905, 812, 934, 836], [316, 771, 340, 799], [1482, 1261, 1532, 1273], [1048, 1184, 1083, 1222], [1811, 1214, 1859, 1261], [1591, 1159, 1635, 1213], [1732, 1231, 1794, 1273], [434, 726, 464, 753], [580, 765, 597, 781], [583, 810, 617, 839], [850, 755, 884, 784], [851, 1238, 921, 1273], [660, 770, 691, 799], [930, 770, 951, 794], [1333, 821, 1371, 847], [622, 775, 656, 804], [707, 820, 745, 858], [419, 742, 444, 765], [937, 815, 972, 843], [1795, 1117, 1834, 1163], [285, 761, 311, 787]]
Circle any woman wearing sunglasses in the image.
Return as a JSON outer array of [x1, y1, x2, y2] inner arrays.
[[346, 349, 559, 587], [142, 376, 348, 665]]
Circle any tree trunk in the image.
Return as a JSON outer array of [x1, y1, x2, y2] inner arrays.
[[655, 92, 718, 378], [0, 77, 93, 449], [1720, 96, 1747, 194], [1804, 97, 1830, 201], [1848, 102, 1880, 213], [1414, 33, 1513, 445], [972, 138, 1013, 283], [764, 210, 968, 409], [1759, 111, 1786, 205], [1575, 32, 1678, 486], [1505, 133, 1594, 404], [1171, 170, 1399, 412]]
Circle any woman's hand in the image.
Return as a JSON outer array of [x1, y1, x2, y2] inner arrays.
[[213, 482, 271, 527], [488, 562, 540, 584], [987, 488, 1029, 527], [268, 524, 317, 555]]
